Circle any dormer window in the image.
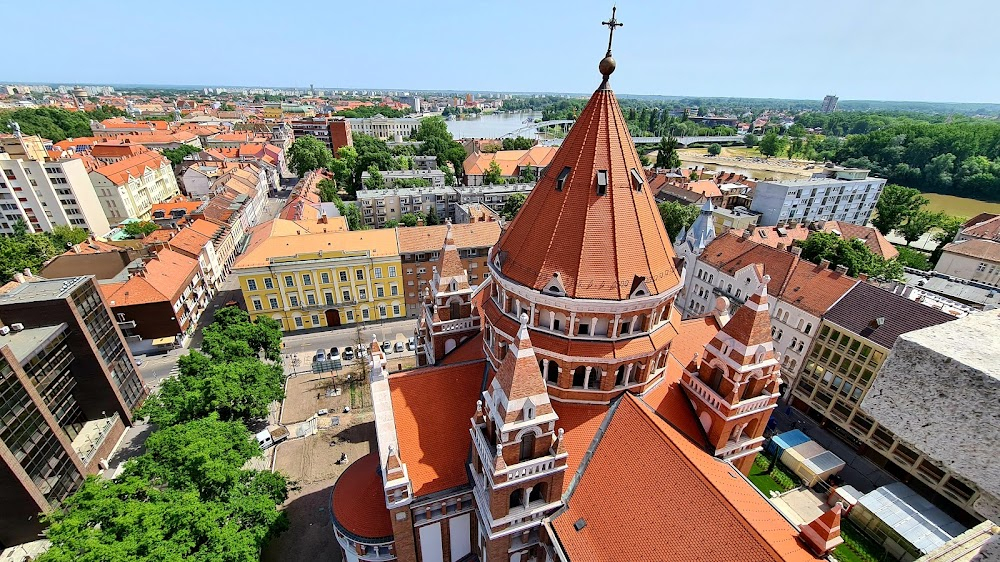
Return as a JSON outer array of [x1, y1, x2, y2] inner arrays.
[[556, 167, 571, 191], [630, 168, 644, 192], [596, 170, 608, 196]]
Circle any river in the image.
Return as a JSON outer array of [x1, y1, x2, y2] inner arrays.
[[445, 111, 544, 140]]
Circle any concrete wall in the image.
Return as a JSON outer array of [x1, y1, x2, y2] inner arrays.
[[934, 251, 1000, 286], [862, 334, 1000, 520]]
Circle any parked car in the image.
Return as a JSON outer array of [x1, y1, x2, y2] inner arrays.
[[356, 343, 368, 357], [381, 340, 392, 353], [407, 337, 415, 351], [314, 349, 326, 362], [343, 347, 354, 361], [330, 347, 341, 361], [394, 341, 405, 353]]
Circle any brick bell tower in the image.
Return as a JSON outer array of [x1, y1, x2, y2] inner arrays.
[[416, 220, 481, 366], [470, 314, 568, 562], [681, 269, 783, 474]]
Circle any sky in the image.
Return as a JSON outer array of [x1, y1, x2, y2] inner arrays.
[[5, 0, 999, 103]]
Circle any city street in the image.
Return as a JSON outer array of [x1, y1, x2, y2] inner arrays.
[[280, 318, 418, 376]]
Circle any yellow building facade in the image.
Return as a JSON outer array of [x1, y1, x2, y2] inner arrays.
[[234, 221, 404, 331]]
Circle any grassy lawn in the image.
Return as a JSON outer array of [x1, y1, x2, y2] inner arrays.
[[748, 454, 799, 496], [834, 519, 891, 562]]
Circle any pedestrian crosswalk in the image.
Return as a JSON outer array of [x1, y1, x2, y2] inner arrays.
[[168, 364, 180, 378]]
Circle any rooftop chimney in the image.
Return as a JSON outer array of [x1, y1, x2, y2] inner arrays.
[[819, 258, 831, 269], [776, 242, 785, 251], [835, 264, 849, 275], [858, 273, 869, 282], [790, 246, 802, 256]]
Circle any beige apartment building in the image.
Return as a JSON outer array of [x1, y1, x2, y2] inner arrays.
[[89, 151, 181, 222]]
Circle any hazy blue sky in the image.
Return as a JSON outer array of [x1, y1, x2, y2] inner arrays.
[[5, 0, 996, 102]]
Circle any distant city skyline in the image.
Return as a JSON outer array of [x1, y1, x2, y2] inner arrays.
[[3, 0, 998, 104]]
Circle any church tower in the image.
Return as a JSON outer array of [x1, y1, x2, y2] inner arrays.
[[681, 268, 782, 474], [416, 220, 481, 366], [480, 19, 685, 407], [674, 199, 717, 318], [470, 314, 568, 562]]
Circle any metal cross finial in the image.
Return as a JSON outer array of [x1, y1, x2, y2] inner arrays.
[[602, 6, 623, 56]]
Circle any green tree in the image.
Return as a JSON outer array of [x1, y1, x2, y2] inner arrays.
[[744, 133, 759, 148], [872, 184, 929, 235], [655, 136, 681, 169], [502, 137, 535, 150], [317, 178, 339, 202], [657, 201, 700, 240], [481, 142, 502, 153], [794, 232, 903, 280], [484, 160, 506, 185], [707, 143, 722, 156], [50, 224, 89, 250], [288, 135, 334, 176], [758, 131, 787, 158], [400, 213, 423, 227], [139, 352, 285, 427], [201, 307, 283, 362], [329, 145, 358, 194], [122, 221, 159, 239], [932, 214, 966, 253], [894, 246, 933, 271], [363, 165, 385, 190], [161, 144, 202, 166], [425, 206, 441, 226], [0, 105, 126, 141], [39, 416, 288, 562], [339, 201, 366, 231], [519, 166, 537, 183], [383, 219, 400, 228], [501, 193, 527, 221], [0, 225, 58, 282], [898, 210, 942, 246]]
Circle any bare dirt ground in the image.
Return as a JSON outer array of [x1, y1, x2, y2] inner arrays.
[[677, 147, 817, 176]]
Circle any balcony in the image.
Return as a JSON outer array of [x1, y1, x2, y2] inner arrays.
[[683, 374, 778, 418], [117, 320, 137, 330], [436, 317, 479, 333]]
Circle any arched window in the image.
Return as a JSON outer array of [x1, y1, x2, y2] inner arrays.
[[519, 432, 535, 462], [615, 365, 626, 386], [509, 489, 524, 509], [797, 318, 804, 330], [735, 289, 742, 299], [783, 311, 790, 323], [546, 360, 559, 384], [587, 367, 602, 390], [709, 274, 714, 283], [529, 482, 548, 504], [797, 341, 805, 353], [572, 366, 586, 388], [804, 323, 813, 335]]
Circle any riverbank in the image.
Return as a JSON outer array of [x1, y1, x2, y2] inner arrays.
[[675, 147, 816, 181], [922, 192, 1000, 218]]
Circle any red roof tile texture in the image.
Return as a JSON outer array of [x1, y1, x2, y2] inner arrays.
[[495, 85, 680, 299], [389, 360, 486, 496], [331, 452, 393, 539], [552, 394, 820, 562], [777, 260, 857, 317]]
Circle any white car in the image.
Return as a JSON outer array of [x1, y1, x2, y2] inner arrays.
[[394, 341, 405, 353]]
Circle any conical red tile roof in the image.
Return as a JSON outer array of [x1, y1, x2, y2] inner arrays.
[[494, 83, 680, 300], [709, 272, 775, 366]]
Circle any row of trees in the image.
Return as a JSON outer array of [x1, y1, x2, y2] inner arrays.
[[332, 105, 410, 118], [0, 106, 126, 142], [39, 308, 289, 561], [795, 112, 1000, 201], [480, 137, 535, 153], [873, 184, 965, 259]]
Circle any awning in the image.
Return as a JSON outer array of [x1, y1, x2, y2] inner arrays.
[[152, 336, 176, 346]]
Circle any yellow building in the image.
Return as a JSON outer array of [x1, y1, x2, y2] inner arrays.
[[261, 103, 283, 120], [233, 218, 404, 331]]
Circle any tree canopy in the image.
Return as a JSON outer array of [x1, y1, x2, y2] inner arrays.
[[39, 415, 288, 562], [501, 193, 526, 221], [332, 105, 410, 118], [0, 222, 58, 282], [123, 221, 159, 239], [287, 135, 334, 176], [502, 137, 535, 150], [655, 137, 681, 169], [757, 131, 788, 158], [658, 201, 700, 240], [872, 184, 929, 235], [794, 231, 903, 280], [201, 307, 283, 362], [161, 144, 202, 166], [484, 160, 506, 185], [0, 105, 125, 142]]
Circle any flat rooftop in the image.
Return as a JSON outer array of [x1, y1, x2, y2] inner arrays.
[[0, 276, 90, 304], [901, 309, 1000, 382], [757, 177, 877, 187], [0, 323, 66, 363]]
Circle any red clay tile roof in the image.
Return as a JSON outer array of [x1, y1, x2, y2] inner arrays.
[[961, 214, 1000, 240], [61, 238, 122, 255], [90, 151, 170, 186], [331, 452, 392, 540], [436, 223, 468, 282], [440, 331, 484, 366], [548, 401, 609, 493], [102, 248, 198, 306], [389, 360, 486, 496], [777, 260, 857, 317], [168, 227, 211, 257], [687, 179, 723, 198], [495, 85, 680, 300], [641, 316, 719, 446], [701, 232, 799, 292], [90, 142, 150, 159], [552, 394, 820, 562], [494, 321, 549, 412], [395, 222, 501, 254]]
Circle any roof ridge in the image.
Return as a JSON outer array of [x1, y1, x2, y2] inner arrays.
[[625, 394, 793, 561], [561, 392, 624, 503]]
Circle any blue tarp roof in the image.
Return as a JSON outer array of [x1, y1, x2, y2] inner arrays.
[[765, 429, 810, 455]]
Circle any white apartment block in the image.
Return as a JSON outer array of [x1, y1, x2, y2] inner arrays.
[[360, 169, 445, 188], [355, 183, 535, 228], [0, 154, 111, 235], [89, 152, 181, 222], [749, 167, 885, 226], [347, 116, 422, 141]]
